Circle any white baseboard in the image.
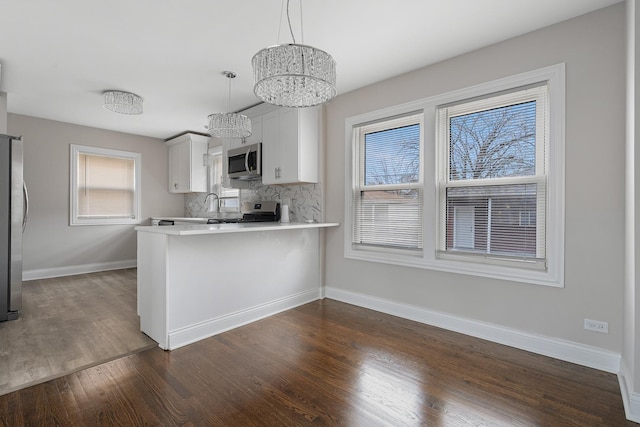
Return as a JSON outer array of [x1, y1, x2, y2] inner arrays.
[[619, 360, 640, 422], [23, 259, 137, 281], [325, 287, 621, 374], [167, 289, 321, 350]]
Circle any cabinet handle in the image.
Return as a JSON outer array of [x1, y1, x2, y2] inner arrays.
[[174, 182, 178, 189]]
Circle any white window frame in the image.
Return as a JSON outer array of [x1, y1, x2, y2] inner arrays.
[[437, 84, 548, 269], [351, 113, 424, 255], [208, 146, 240, 212], [70, 144, 142, 226], [344, 64, 565, 287]]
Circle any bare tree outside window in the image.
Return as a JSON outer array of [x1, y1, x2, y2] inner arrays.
[[442, 97, 542, 258], [354, 118, 423, 251], [449, 101, 536, 181], [347, 68, 561, 283], [364, 124, 420, 186]]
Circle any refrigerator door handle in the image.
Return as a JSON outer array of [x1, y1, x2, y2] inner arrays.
[[22, 182, 28, 232]]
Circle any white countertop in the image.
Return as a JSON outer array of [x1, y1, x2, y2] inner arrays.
[[135, 221, 340, 236]]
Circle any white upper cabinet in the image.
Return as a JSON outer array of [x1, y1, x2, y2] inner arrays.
[[225, 104, 269, 151], [245, 114, 262, 145], [262, 106, 319, 185], [166, 133, 209, 193]]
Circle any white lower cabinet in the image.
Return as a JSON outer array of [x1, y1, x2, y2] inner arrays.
[[136, 227, 323, 350], [262, 107, 319, 185], [166, 133, 209, 193]]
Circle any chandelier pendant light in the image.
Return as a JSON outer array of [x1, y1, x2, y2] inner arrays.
[[208, 71, 252, 139], [252, 0, 336, 108], [103, 90, 143, 115]]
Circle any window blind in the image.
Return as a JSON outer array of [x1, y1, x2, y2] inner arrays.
[[438, 84, 547, 266], [353, 189, 423, 250], [353, 114, 423, 251], [77, 153, 135, 218], [442, 182, 546, 262]]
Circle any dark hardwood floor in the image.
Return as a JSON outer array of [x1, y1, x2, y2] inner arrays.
[[0, 299, 634, 426]]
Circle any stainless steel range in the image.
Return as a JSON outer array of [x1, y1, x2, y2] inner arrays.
[[207, 201, 280, 224]]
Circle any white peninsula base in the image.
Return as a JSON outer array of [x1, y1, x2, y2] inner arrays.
[[136, 223, 336, 350]]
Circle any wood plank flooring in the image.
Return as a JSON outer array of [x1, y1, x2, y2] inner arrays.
[[0, 298, 634, 426], [0, 269, 156, 395]]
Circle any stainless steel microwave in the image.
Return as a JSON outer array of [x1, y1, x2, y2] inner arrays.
[[227, 142, 261, 180]]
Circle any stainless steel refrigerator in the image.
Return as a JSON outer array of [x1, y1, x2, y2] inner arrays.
[[0, 134, 26, 322]]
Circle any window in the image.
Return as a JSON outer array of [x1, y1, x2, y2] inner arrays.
[[345, 64, 565, 287], [351, 113, 423, 254], [70, 145, 141, 225], [437, 85, 547, 269], [208, 146, 240, 212]]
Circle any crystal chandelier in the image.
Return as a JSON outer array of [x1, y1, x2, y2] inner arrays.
[[208, 71, 252, 139], [252, 0, 336, 108], [103, 90, 143, 115]]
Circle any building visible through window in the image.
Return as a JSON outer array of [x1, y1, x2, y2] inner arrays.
[[438, 85, 547, 265], [345, 64, 564, 286], [352, 114, 423, 252]]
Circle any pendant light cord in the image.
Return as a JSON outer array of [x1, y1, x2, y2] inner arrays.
[[286, 0, 296, 44], [277, 0, 284, 44], [223, 71, 236, 112], [227, 75, 231, 112], [281, 0, 304, 45], [299, 0, 304, 44]]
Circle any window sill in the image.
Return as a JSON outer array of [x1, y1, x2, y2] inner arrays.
[[345, 246, 563, 288], [70, 218, 141, 226]]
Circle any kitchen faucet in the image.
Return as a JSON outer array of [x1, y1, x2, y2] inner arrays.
[[204, 192, 219, 212]]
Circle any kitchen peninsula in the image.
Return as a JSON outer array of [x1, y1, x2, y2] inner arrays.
[[135, 221, 338, 350]]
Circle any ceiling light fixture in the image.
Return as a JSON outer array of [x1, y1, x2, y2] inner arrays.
[[208, 71, 252, 139], [252, 0, 336, 108], [103, 90, 143, 115]]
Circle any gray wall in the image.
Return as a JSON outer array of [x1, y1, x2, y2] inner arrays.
[[323, 4, 625, 352], [0, 93, 6, 134], [8, 113, 184, 273], [625, 0, 640, 406]]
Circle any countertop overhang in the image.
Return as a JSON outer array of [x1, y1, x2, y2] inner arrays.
[[135, 222, 340, 236]]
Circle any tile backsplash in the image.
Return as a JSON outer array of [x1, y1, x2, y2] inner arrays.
[[185, 182, 322, 223]]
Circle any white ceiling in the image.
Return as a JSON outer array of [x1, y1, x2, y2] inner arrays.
[[0, 0, 622, 140]]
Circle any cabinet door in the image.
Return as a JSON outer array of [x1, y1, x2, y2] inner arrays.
[[168, 141, 190, 193], [167, 136, 208, 193], [296, 107, 319, 183], [226, 112, 263, 151], [226, 138, 246, 151], [261, 107, 319, 185], [246, 115, 262, 145], [225, 119, 259, 151], [261, 109, 280, 185], [189, 140, 208, 192], [277, 108, 300, 183]]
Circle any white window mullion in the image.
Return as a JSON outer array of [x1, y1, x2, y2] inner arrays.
[[487, 198, 492, 253], [345, 63, 564, 287], [437, 84, 548, 268], [352, 113, 423, 252]]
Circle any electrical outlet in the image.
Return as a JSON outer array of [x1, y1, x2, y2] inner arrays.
[[584, 319, 609, 334]]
